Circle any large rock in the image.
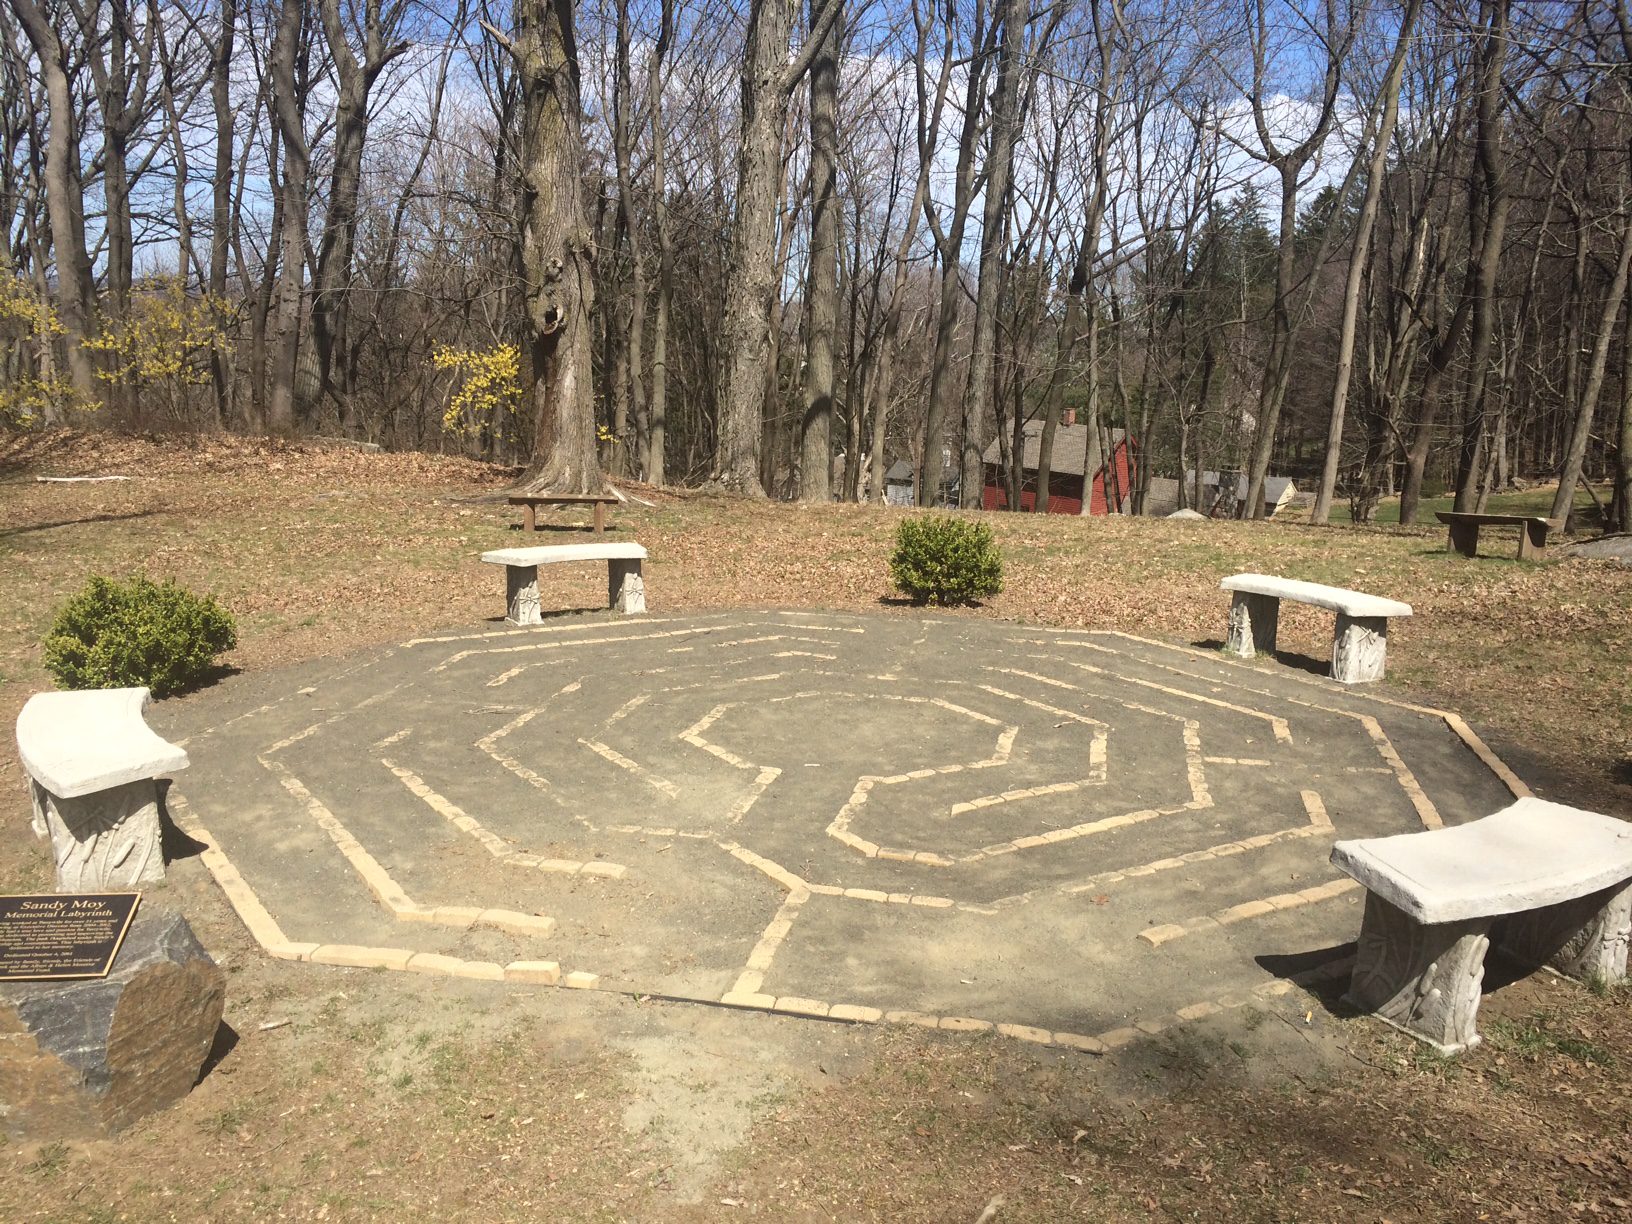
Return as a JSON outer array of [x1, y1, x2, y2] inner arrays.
[[0, 907, 225, 1140]]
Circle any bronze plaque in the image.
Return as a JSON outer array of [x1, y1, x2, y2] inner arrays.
[[0, 893, 141, 982]]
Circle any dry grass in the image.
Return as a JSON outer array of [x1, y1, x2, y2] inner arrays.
[[2, 429, 1631, 1222]]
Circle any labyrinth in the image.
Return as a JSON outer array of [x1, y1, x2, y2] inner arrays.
[[161, 610, 1525, 1051]]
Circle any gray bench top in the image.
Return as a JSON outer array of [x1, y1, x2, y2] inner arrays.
[[17, 687, 189, 798], [482, 543, 647, 566], [1220, 573, 1412, 620], [1434, 511, 1562, 528], [1331, 798, 1632, 924]]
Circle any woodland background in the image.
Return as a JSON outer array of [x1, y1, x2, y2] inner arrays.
[[2, 0, 1630, 526]]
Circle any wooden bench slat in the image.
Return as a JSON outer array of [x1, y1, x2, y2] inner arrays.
[[1435, 512, 1562, 528], [506, 494, 619, 506]]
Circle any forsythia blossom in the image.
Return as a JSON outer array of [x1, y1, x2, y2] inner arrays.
[[432, 343, 522, 435]]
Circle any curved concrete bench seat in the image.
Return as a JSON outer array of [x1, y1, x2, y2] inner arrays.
[[481, 542, 648, 624], [16, 687, 189, 891], [1219, 573, 1413, 684], [1331, 799, 1632, 1053]]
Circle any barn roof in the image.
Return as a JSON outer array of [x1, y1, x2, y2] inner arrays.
[[980, 421, 1129, 477]]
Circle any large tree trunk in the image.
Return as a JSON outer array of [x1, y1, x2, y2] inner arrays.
[[644, 0, 675, 485], [799, 0, 840, 502], [608, 0, 642, 478], [207, 0, 235, 428], [500, 0, 601, 491], [11, 0, 98, 400], [265, 0, 309, 437], [714, 0, 838, 494], [719, 3, 797, 493], [714, 1, 790, 495]]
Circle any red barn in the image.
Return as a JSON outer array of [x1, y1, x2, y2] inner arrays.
[[981, 419, 1136, 515]]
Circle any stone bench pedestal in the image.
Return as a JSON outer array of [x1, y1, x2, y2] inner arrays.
[[482, 543, 649, 625], [16, 688, 188, 892], [1333, 799, 1632, 1054], [34, 777, 166, 892], [1221, 574, 1412, 684]]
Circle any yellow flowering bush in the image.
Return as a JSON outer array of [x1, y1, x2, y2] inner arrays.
[[0, 270, 75, 426], [81, 277, 226, 389], [431, 343, 521, 435]]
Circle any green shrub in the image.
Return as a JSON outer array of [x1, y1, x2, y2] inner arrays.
[[889, 515, 1004, 606], [43, 575, 237, 697]]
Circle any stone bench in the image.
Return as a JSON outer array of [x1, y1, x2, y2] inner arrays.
[[1435, 511, 1562, 561], [1220, 573, 1413, 684], [16, 687, 189, 891], [481, 542, 648, 624], [1330, 798, 1632, 1054]]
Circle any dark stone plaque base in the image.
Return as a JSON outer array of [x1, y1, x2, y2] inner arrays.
[[0, 907, 225, 1139]]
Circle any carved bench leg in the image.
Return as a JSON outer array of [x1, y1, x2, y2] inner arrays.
[[1493, 881, 1632, 983], [38, 778, 166, 891], [1517, 521, 1548, 560], [504, 563, 544, 626], [28, 776, 49, 839], [1331, 614, 1389, 683], [1225, 592, 1279, 658], [1345, 892, 1490, 1054], [608, 559, 645, 614], [1446, 520, 1479, 557]]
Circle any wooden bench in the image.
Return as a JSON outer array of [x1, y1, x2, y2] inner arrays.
[[1220, 574, 1413, 684], [508, 493, 620, 533], [16, 687, 189, 891], [1436, 511, 1562, 561], [481, 543, 647, 624], [1331, 799, 1632, 1053]]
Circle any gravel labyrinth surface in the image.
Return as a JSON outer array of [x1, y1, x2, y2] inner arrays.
[[156, 609, 1523, 1050]]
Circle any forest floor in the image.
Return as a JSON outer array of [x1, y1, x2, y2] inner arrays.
[[1, 429, 1630, 1222]]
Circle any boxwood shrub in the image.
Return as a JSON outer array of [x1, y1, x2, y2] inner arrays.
[[889, 515, 1004, 606], [43, 575, 237, 697]]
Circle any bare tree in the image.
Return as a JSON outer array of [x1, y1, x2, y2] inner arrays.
[[487, 0, 601, 489], [10, 0, 98, 400], [1229, 0, 1356, 518], [1311, 0, 1423, 523], [265, 0, 310, 435], [311, 0, 411, 422], [712, 0, 842, 493], [644, 0, 676, 484], [957, 0, 1032, 505], [799, 0, 840, 501]]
